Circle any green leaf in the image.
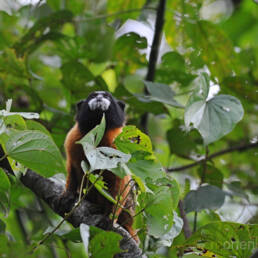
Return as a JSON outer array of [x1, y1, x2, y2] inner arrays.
[[5, 130, 65, 176], [26, 120, 51, 136], [144, 186, 174, 238], [89, 228, 122, 258], [183, 222, 258, 258], [186, 21, 238, 81], [0, 168, 11, 192], [198, 165, 223, 188], [0, 48, 27, 78], [53, 228, 81, 242], [115, 125, 153, 154], [185, 74, 244, 145], [166, 120, 201, 157], [14, 10, 73, 56], [156, 211, 183, 247], [79, 115, 106, 148], [78, 116, 130, 172], [128, 160, 165, 185], [183, 185, 226, 213], [86, 146, 131, 172], [156, 51, 196, 86], [2, 114, 26, 130], [143, 81, 183, 108], [61, 61, 95, 92], [138, 177, 179, 238]]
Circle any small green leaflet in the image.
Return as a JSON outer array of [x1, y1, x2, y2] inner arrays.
[[185, 74, 244, 145], [5, 130, 65, 176]]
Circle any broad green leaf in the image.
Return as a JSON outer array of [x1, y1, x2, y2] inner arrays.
[[1, 114, 26, 130], [139, 177, 179, 238], [156, 211, 183, 247], [185, 74, 244, 145], [89, 228, 122, 258], [115, 125, 153, 154], [182, 222, 258, 258], [5, 130, 65, 176], [144, 186, 174, 238], [143, 81, 183, 107], [183, 185, 226, 213], [0, 168, 11, 192], [128, 160, 165, 184], [85, 146, 131, 172], [26, 120, 51, 136]]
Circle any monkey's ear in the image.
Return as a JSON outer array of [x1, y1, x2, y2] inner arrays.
[[76, 100, 84, 111], [117, 100, 125, 111]]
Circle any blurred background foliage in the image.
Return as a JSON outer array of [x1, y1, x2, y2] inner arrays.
[[0, 0, 257, 257]]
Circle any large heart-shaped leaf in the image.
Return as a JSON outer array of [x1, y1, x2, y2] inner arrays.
[[185, 74, 244, 145], [5, 130, 65, 176]]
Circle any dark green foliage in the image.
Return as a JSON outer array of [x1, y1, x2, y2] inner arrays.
[[0, 0, 257, 257]]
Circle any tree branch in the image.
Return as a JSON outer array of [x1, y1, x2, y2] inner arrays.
[[167, 141, 258, 172], [0, 146, 142, 257], [140, 0, 167, 134]]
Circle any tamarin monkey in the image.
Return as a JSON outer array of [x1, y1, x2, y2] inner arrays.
[[63, 91, 138, 242]]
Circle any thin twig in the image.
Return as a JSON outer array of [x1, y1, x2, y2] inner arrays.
[[167, 141, 258, 172]]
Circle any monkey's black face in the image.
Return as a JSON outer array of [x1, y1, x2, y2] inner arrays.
[[87, 91, 111, 111], [76, 91, 125, 134]]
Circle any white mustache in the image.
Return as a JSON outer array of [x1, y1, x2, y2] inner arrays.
[[88, 97, 111, 111]]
